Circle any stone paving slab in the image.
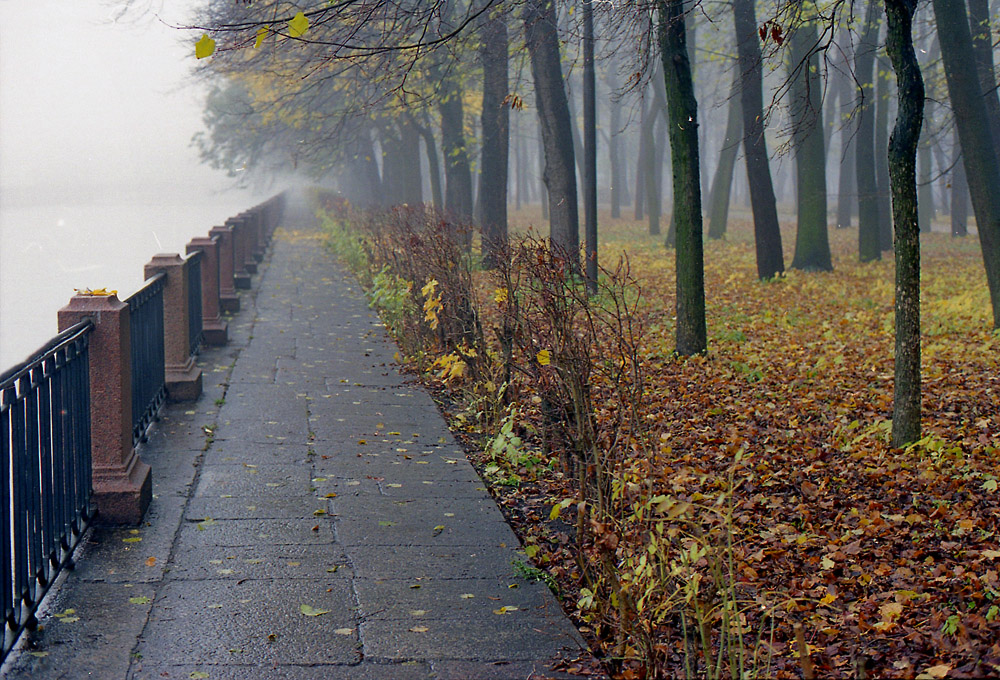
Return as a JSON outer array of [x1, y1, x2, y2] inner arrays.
[[2, 209, 599, 679]]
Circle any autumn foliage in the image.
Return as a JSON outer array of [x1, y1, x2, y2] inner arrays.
[[321, 198, 1000, 679]]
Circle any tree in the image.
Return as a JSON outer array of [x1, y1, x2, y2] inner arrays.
[[706, 73, 742, 240], [657, 0, 707, 355], [932, 0, 1000, 328], [855, 0, 882, 262], [583, 0, 598, 293], [479, 6, 510, 267], [884, 0, 924, 446], [524, 0, 580, 266], [733, 0, 784, 280], [788, 2, 832, 271]]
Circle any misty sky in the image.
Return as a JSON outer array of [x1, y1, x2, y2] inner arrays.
[[0, 0, 264, 367], [0, 0, 234, 202]]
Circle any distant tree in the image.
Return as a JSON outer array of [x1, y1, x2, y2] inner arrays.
[[478, 6, 510, 267], [706, 73, 742, 240], [788, 0, 832, 272], [855, 0, 882, 262], [524, 0, 580, 266], [733, 0, 784, 279]]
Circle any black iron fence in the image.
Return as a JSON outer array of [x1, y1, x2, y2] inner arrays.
[[0, 322, 93, 658], [126, 274, 166, 445], [187, 250, 203, 356]]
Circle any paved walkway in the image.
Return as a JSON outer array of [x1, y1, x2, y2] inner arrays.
[[4, 209, 595, 679]]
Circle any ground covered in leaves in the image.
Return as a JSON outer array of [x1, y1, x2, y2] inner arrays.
[[331, 203, 1000, 679]]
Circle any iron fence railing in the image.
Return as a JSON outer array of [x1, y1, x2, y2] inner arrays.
[[126, 274, 166, 445], [0, 321, 93, 659], [187, 250, 203, 357]]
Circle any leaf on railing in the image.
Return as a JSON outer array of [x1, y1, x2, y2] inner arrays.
[[74, 288, 117, 296]]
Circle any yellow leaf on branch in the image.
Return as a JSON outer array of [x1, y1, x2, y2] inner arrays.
[[288, 12, 309, 38], [254, 27, 269, 49], [195, 34, 215, 59]]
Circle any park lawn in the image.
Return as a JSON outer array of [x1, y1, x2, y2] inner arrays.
[[468, 208, 1000, 679]]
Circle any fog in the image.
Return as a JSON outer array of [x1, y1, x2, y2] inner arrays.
[[0, 0, 261, 368]]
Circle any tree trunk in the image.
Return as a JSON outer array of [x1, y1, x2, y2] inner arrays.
[[707, 73, 742, 240], [479, 9, 510, 267], [566, 82, 586, 189], [884, 0, 924, 447], [537, 131, 549, 220], [933, 0, 1000, 327], [608, 73, 624, 218], [917, 100, 935, 233], [968, 0, 1000, 161], [524, 0, 579, 264], [876, 56, 894, 251], [789, 5, 833, 271], [514, 123, 524, 211], [411, 113, 444, 211], [648, 82, 667, 236], [951, 132, 969, 237], [439, 72, 474, 223], [733, 0, 784, 279], [835, 32, 857, 229], [398, 117, 422, 205], [856, 0, 882, 262], [379, 124, 404, 206], [657, 0, 707, 355], [636, 88, 653, 223], [583, 0, 598, 292]]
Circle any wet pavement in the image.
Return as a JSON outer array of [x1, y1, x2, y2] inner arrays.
[[2, 212, 595, 679]]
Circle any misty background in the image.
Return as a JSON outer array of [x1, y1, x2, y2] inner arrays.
[[0, 0, 263, 367]]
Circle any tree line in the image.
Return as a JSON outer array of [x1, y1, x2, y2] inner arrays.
[[190, 0, 1000, 446]]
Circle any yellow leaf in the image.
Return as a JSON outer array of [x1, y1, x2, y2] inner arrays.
[[493, 287, 508, 304], [288, 12, 309, 38], [299, 604, 330, 617], [549, 504, 561, 521], [421, 278, 439, 297], [918, 664, 952, 679], [409, 626, 429, 632], [536, 349, 551, 366], [195, 34, 215, 59], [75, 287, 118, 297], [819, 593, 836, 605], [333, 628, 354, 635], [254, 26, 269, 49]]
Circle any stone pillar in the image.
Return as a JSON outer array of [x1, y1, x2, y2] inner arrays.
[[209, 224, 240, 313], [249, 210, 266, 262], [228, 217, 252, 290], [58, 294, 151, 525], [240, 213, 259, 274], [144, 254, 202, 401], [186, 236, 228, 346]]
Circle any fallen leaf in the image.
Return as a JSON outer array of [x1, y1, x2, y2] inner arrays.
[[299, 604, 331, 617]]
